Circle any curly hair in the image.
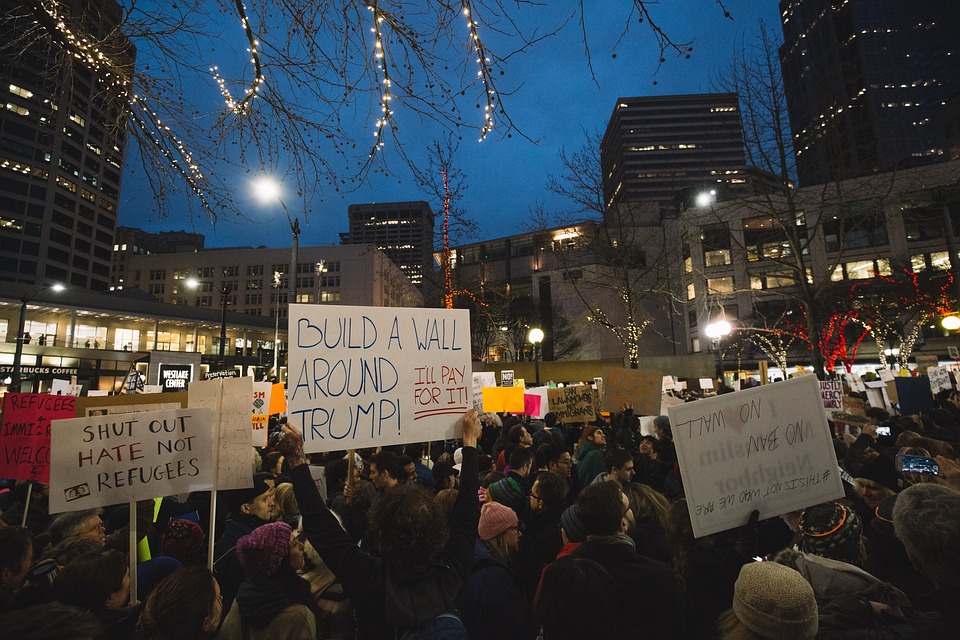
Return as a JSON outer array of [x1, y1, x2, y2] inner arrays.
[[367, 484, 444, 568]]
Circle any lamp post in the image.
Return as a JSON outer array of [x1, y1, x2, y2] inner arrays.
[[187, 279, 231, 368], [704, 319, 732, 382], [11, 284, 65, 392], [272, 270, 281, 379], [528, 327, 544, 386], [253, 178, 299, 305]]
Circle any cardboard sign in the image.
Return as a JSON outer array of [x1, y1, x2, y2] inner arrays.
[[252, 381, 273, 447], [668, 376, 844, 538], [48, 408, 213, 513], [481, 386, 524, 413], [501, 370, 515, 387], [547, 385, 596, 424], [832, 395, 869, 426], [603, 369, 662, 416], [158, 364, 193, 392], [188, 377, 255, 491], [928, 366, 953, 394], [819, 381, 843, 410], [915, 354, 938, 372], [287, 305, 473, 453], [0, 393, 77, 483]]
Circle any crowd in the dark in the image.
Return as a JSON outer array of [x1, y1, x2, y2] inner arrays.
[[2, 389, 960, 640]]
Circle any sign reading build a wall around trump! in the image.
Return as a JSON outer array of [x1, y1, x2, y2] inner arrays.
[[668, 376, 843, 538], [287, 304, 472, 453], [48, 408, 213, 513]]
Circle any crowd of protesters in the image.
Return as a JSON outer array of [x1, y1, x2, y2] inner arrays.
[[2, 386, 960, 640]]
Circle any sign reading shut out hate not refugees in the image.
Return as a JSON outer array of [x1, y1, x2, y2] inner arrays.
[[48, 408, 213, 513], [668, 375, 843, 538], [287, 304, 472, 453]]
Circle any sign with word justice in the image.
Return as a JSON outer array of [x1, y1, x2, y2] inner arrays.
[[287, 304, 472, 452], [48, 408, 213, 513], [0, 393, 77, 483], [668, 376, 843, 538]]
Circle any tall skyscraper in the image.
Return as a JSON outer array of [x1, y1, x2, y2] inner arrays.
[[779, 0, 960, 186], [0, 0, 133, 290], [600, 93, 748, 217], [341, 201, 436, 290]]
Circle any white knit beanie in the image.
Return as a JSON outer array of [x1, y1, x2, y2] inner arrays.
[[733, 562, 818, 640]]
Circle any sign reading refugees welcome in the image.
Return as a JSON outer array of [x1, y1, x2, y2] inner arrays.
[[287, 304, 473, 452], [668, 376, 844, 538]]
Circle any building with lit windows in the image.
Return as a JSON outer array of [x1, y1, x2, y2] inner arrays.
[[779, 0, 960, 186], [0, 0, 133, 290], [341, 201, 436, 292], [600, 93, 750, 218]]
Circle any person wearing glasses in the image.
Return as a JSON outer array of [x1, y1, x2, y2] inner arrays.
[[47, 509, 106, 546], [518, 471, 568, 602]]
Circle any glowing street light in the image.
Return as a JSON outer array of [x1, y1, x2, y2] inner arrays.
[[11, 283, 65, 392], [696, 189, 717, 207], [942, 315, 960, 331], [253, 177, 299, 306], [528, 327, 544, 385]]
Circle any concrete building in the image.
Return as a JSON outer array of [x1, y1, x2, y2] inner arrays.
[[0, 0, 133, 291], [600, 93, 749, 217], [341, 201, 436, 292], [779, 0, 960, 186]]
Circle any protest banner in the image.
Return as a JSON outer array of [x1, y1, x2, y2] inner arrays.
[[668, 376, 844, 538], [819, 381, 843, 410], [251, 381, 273, 447], [471, 372, 496, 410], [481, 386, 524, 413], [0, 393, 77, 483], [188, 377, 255, 491], [287, 304, 473, 453], [48, 408, 214, 513], [928, 366, 953, 394], [548, 385, 596, 424], [501, 370, 515, 387], [602, 368, 662, 415]]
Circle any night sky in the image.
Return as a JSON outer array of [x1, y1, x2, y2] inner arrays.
[[118, 1, 782, 249]]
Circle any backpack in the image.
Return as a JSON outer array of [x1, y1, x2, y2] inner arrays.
[[397, 611, 469, 640]]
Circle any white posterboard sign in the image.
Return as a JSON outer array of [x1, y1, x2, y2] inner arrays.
[[662, 375, 675, 392], [49, 408, 213, 513], [471, 372, 497, 411], [251, 381, 273, 447], [819, 381, 843, 410], [699, 378, 715, 391], [188, 377, 255, 491], [928, 366, 953, 394], [667, 375, 844, 538], [287, 304, 473, 453], [878, 368, 896, 382]]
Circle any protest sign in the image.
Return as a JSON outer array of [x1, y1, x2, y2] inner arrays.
[[895, 377, 933, 416], [251, 381, 273, 447], [471, 372, 496, 410], [662, 375, 675, 392], [845, 373, 866, 393], [699, 378, 715, 391], [525, 387, 550, 419], [188, 377, 254, 491], [0, 393, 77, 483], [819, 381, 843, 410], [481, 386, 524, 413], [548, 385, 596, 424], [928, 366, 953, 394], [50, 380, 82, 396], [524, 394, 542, 418], [668, 376, 844, 538], [268, 382, 287, 415], [48, 408, 213, 513], [287, 304, 473, 453], [831, 395, 869, 426], [915, 354, 938, 372], [501, 370, 515, 387], [877, 368, 895, 382], [660, 392, 684, 416], [603, 369, 662, 415]]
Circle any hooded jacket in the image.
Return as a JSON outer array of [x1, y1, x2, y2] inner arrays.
[[462, 540, 529, 640], [575, 441, 604, 488]]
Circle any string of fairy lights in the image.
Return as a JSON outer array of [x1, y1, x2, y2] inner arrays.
[[461, 1, 497, 140], [210, 0, 265, 117]]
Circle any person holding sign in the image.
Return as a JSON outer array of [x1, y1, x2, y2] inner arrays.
[[279, 410, 482, 639]]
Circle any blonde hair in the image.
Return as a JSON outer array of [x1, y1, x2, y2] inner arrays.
[[485, 530, 516, 565], [853, 477, 896, 499], [273, 483, 300, 522], [716, 609, 765, 640]]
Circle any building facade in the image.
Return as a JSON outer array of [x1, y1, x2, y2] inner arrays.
[[0, 0, 133, 290], [600, 93, 749, 217], [779, 0, 960, 186], [341, 201, 436, 292]]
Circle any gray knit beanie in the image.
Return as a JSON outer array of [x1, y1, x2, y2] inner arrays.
[[733, 562, 818, 640]]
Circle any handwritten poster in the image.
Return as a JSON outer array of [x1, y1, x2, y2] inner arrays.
[[548, 385, 597, 424], [287, 304, 473, 453], [0, 393, 77, 483], [668, 376, 843, 538], [48, 408, 213, 513], [819, 381, 843, 410], [603, 369, 663, 416], [188, 377, 254, 491], [251, 381, 273, 447], [928, 366, 953, 394], [472, 372, 497, 411]]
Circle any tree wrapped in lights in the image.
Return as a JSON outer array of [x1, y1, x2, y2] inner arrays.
[[4, 0, 734, 224]]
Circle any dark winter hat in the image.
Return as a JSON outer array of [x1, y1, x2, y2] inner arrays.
[[478, 501, 519, 541], [733, 562, 818, 640], [798, 502, 863, 564], [871, 494, 898, 538], [161, 518, 206, 563], [432, 461, 459, 488], [857, 456, 901, 493], [236, 521, 292, 580], [223, 473, 273, 513], [560, 504, 589, 543], [488, 477, 524, 511]]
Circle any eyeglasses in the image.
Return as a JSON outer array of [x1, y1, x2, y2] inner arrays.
[[81, 520, 105, 536], [555, 458, 572, 465], [529, 492, 543, 502]]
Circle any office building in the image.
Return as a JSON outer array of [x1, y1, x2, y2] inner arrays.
[[779, 0, 960, 185], [600, 93, 749, 218], [0, 0, 133, 290], [341, 201, 436, 290], [111, 227, 205, 289]]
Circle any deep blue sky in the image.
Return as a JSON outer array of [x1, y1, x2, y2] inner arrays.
[[118, 1, 782, 249]]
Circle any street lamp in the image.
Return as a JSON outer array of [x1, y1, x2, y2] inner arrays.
[[186, 278, 231, 368], [528, 327, 544, 386], [253, 177, 299, 306], [11, 283, 65, 392], [942, 315, 960, 330], [704, 319, 732, 381]]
